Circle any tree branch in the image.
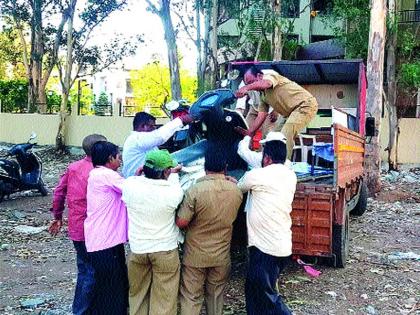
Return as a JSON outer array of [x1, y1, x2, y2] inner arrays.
[[172, 9, 196, 44], [145, 0, 161, 15], [57, 59, 65, 88], [42, 5, 69, 88]]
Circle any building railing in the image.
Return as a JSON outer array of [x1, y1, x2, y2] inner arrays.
[[399, 10, 420, 23], [119, 104, 166, 118], [93, 104, 113, 116]]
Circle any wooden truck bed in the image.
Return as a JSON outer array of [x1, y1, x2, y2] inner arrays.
[[291, 124, 365, 258]]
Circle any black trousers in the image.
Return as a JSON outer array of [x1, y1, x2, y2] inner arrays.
[[245, 246, 292, 315], [89, 244, 128, 315]]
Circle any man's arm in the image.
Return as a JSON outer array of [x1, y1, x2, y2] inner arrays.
[[176, 190, 195, 229], [109, 172, 125, 193], [248, 111, 268, 136], [235, 79, 273, 98], [237, 136, 262, 169], [135, 117, 184, 150], [49, 169, 69, 235], [237, 169, 259, 193]]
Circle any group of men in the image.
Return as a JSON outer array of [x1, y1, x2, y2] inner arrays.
[[49, 67, 317, 315]]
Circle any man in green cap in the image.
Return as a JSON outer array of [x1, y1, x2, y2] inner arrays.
[[122, 149, 184, 315]]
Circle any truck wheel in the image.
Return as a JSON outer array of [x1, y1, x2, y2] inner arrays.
[[332, 211, 349, 268], [38, 179, 48, 196], [0, 181, 4, 203], [350, 182, 368, 216]]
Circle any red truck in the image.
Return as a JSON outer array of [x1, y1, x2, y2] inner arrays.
[[229, 59, 371, 267]]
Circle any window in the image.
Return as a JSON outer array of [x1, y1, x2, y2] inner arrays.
[[310, 35, 335, 43], [312, 0, 333, 14], [126, 80, 133, 94], [282, 0, 300, 18], [286, 34, 299, 41]]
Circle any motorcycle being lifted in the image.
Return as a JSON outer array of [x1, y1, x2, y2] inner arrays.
[[0, 133, 48, 202], [162, 99, 204, 152]]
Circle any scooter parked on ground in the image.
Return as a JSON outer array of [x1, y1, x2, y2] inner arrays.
[[0, 133, 48, 202]]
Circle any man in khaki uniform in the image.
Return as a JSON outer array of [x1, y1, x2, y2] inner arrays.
[[235, 66, 318, 159], [176, 150, 243, 315], [236, 81, 279, 139]]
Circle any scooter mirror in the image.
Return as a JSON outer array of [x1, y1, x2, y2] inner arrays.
[[227, 69, 240, 81], [165, 100, 180, 111], [29, 132, 37, 141]]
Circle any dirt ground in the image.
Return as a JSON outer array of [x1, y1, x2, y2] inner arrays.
[[0, 148, 419, 315]]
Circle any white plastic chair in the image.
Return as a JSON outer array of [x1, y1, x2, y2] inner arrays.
[[292, 134, 317, 163]]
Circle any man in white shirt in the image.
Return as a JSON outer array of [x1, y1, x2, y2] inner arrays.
[[122, 111, 193, 178], [237, 136, 297, 315], [122, 149, 184, 315], [237, 131, 291, 169]]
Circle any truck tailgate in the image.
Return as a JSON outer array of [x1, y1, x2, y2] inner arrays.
[[292, 186, 333, 256], [334, 124, 365, 188]]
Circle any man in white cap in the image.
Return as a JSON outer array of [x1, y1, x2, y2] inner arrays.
[[237, 131, 288, 169], [237, 132, 297, 315]]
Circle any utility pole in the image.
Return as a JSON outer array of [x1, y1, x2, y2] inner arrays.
[[365, 0, 387, 195]]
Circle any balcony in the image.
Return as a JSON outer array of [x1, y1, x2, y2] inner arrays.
[[399, 10, 420, 23]]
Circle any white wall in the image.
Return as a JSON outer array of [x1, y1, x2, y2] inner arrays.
[[0, 113, 168, 147]]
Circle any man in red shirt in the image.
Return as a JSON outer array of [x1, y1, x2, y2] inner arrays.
[[48, 134, 106, 315]]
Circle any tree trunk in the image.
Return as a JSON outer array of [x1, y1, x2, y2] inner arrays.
[[365, 0, 387, 196], [386, 0, 398, 171], [272, 0, 282, 60], [56, 94, 69, 151], [160, 0, 182, 100], [209, 0, 219, 88], [203, 6, 211, 90], [56, 0, 77, 151], [30, 0, 44, 113], [195, 0, 205, 96]]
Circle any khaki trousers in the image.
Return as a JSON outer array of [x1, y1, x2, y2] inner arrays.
[[128, 248, 180, 315], [180, 263, 231, 315], [278, 98, 318, 159]]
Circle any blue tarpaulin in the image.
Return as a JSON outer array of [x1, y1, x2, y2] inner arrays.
[[313, 143, 334, 162]]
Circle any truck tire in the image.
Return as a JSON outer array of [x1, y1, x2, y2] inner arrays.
[[38, 179, 48, 196], [332, 211, 349, 268], [350, 182, 368, 216], [0, 180, 5, 203]]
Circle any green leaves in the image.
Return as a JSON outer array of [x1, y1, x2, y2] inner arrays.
[[399, 62, 420, 88], [129, 60, 197, 116], [328, 0, 370, 59], [0, 80, 28, 112]]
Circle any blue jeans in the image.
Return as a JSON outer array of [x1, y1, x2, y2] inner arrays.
[[245, 246, 292, 315], [73, 241, 95, 315]]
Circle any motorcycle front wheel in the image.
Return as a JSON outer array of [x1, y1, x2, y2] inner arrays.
[[37, 178, 48, 196]]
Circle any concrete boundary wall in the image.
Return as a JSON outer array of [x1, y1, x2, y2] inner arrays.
[[0, 113, 419, 164], [0, 113, 168, 147], [380, 117, 420, 165]]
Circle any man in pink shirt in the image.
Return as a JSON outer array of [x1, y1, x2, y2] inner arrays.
[[84, 141, 128, 315], [48, 134, 106, 315]]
